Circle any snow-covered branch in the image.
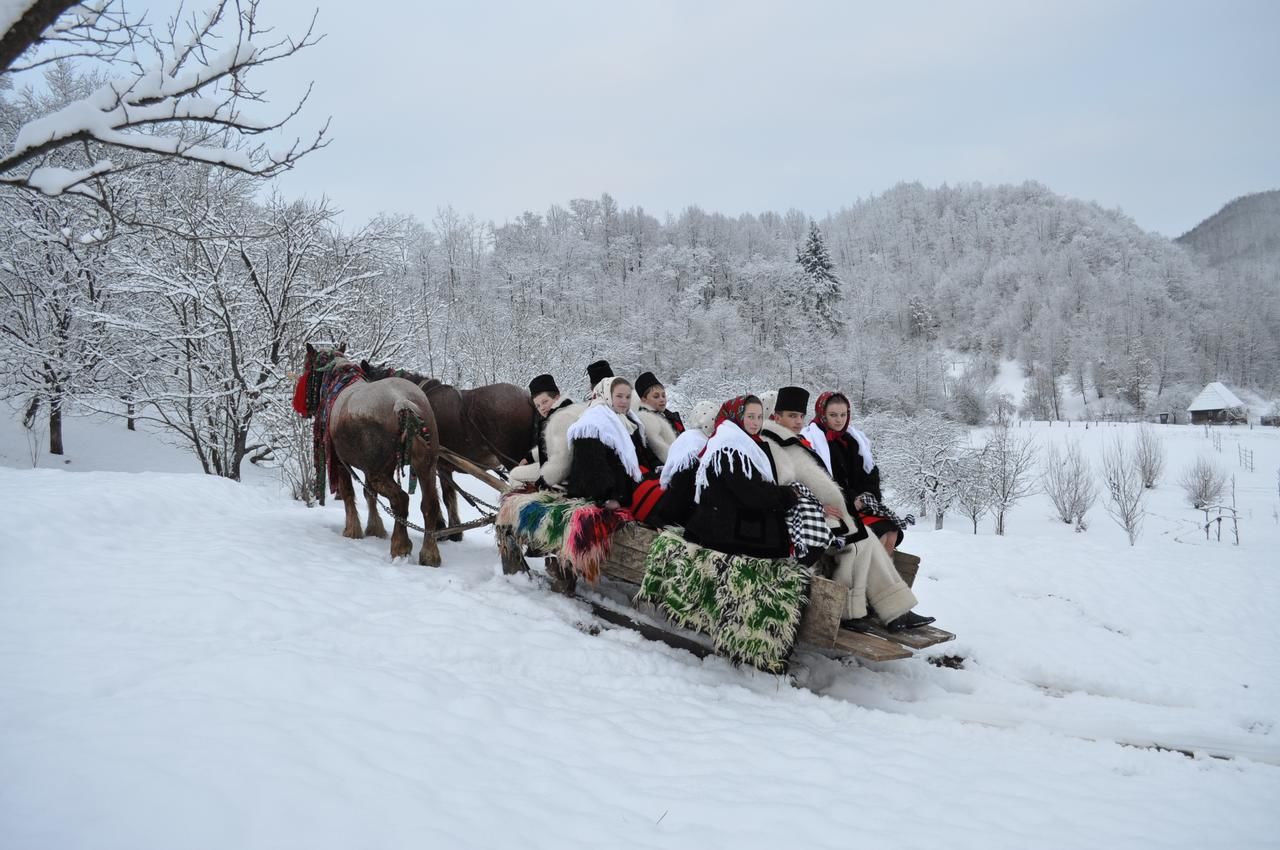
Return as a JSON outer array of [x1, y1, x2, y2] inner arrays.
[[1, 0, 327, 196]]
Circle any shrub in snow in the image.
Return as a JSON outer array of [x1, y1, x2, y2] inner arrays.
[[954, 449, 993, 534], [1101, 436, 1146, 546], [1134, 426, 1166, 489], [1041, 440, 1098, 531], [1180, 456, 1228, 509], [985, 426, 1038, 536]]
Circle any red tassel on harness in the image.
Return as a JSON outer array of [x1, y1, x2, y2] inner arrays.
[[292, 371, 311, 416]]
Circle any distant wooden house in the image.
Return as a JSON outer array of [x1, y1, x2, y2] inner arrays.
[[1187, 382, 1247, 424]]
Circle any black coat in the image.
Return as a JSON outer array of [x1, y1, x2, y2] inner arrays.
[[650, 465, 697, 528], [684, 442, 796, 559], [826, 434, 883, 507], [565, 430, 659, 505]]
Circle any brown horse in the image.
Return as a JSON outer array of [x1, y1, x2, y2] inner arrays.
[[362, 362, 535, 540], [297, 345, 445, 565]]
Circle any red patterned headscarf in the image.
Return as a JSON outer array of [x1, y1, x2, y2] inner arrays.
[[813, 391, 853, 442], [713, 395, 763, 440]]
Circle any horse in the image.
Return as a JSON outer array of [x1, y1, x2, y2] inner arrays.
[[361, 361, 535, 541], [295, 344, 445, 566]]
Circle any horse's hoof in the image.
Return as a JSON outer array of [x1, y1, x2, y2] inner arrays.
[[365, 525, 388, 539], [343, 527, 364, 540], [418, 550, 442, 568], [445, 533, 464, 543]]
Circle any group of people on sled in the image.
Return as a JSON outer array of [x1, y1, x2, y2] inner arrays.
[[508, 359, 933, 633]]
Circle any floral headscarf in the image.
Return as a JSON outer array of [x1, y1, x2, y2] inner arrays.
[[807, 390, 874, 473], [811, 391, 851, 432], [714, 395, 761, 436]]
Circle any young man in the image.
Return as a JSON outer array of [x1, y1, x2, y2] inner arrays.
[[510, 374, 577, 484], [634, 370, 684, 462], [761, 386, 933, 632], [586, 359, 613, 393]]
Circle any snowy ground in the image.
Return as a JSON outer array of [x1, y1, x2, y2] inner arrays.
[[2, 413, 1278, 849]]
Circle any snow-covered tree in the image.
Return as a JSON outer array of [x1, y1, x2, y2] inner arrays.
[[985, 426, 1038, 535], [1041, 440, 1098, 530], [1, 0, 327, 201], [870, 411, 964, 529], [794, 220, 842, 334], [954, 448, 993, 534], [1101, 435, 1146, 546]]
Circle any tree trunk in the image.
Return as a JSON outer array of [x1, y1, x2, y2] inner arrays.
[[994, 509, 1006, 535], [935, 512, 945, 530], [49, 398, 64, 455]]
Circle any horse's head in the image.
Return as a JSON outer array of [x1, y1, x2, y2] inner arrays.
[[293, 342, 349, 417]]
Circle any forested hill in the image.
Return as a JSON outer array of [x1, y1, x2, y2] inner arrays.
[[443, 181, 1275, 419], [1176, 189, 1280, 265]]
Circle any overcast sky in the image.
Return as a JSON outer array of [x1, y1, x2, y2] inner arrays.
[[247, 0, 1279, 238]]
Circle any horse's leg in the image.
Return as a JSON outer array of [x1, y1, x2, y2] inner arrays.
[[437, 466, 464, 543], [367, 471, 414, 559], [414, 450, 444, 567], [334, 463, 363, 539], [364, 486, 388, 538]]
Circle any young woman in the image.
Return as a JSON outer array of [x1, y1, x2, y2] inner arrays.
[[769, 387, 933, 632], [565, 377, 662, 511], [683, 395, 799, 559], [804, 391, 907, 554]]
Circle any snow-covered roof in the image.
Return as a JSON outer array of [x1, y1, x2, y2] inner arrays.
[[1187, 381, 1245, 412]]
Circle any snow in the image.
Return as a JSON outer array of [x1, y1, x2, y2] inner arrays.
[[25, 161, 113, 196], [989, 358, 1028, 408], [1188, 381, 1247, 413], [2, 413, 1278, 849]]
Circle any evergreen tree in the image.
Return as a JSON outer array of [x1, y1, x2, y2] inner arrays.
[[795, 221, 844, 333]]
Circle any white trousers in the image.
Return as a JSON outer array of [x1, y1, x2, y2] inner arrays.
[[829, 534, 917, 622]]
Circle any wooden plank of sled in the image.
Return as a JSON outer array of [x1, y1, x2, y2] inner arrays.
[[585, 601, 715, 660], [859, 622, 956, 650], [496, 526, 530, 575], [796, 575, 844, 648], [437, 448, 509, 493], [831, 628, 914, 662], [600, 523, 655, 585], [892, 550, 920, 588]]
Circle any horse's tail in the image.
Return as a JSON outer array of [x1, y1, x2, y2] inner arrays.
[[395, 399, 433, 494]]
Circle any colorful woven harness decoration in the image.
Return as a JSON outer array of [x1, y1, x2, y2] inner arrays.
[[311, 353, 366, 500]]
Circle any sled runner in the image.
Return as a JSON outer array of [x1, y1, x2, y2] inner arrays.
[[495, 491, 954, 671]]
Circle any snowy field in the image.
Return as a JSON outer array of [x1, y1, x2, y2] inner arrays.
[[2, 413, 1279, 850]]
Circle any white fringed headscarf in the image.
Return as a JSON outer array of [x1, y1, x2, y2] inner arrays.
[[659, 428, 708, 489], [568, 377, 645, 481], [694, 419, 774, 503]]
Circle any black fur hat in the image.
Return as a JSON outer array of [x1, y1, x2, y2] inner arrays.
[[635, 371, 661, 399], [528, 374, 559, 397], [586, 359, 614, 387], [775, 386, 810, 414]]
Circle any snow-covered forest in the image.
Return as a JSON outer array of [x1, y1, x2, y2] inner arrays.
[[6, 73, 1279, 473], [3, 0, 1279, 484]]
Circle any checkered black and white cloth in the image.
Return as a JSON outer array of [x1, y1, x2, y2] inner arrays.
[[858, 493, 916, 529], [787, 482, 833, 557]]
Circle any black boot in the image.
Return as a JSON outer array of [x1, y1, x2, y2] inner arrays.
[[885, 611, 936, 632], [840, 615, 877, 633]]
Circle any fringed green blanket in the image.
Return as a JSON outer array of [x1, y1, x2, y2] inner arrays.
[[637, 530, 811, 674]]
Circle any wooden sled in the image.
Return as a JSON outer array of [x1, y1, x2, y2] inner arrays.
[[497, 517, 954, 665]]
